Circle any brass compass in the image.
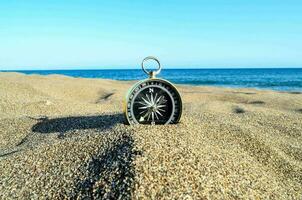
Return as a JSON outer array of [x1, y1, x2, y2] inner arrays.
[[125, 56, 182, 125]]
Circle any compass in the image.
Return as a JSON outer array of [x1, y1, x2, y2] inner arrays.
[[125, 56, 182, 125]]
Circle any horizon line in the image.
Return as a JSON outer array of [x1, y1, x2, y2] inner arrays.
[[1, 67, 302, 71]]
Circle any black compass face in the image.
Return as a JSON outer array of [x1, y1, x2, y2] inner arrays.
[[126, 79, 182, 125]]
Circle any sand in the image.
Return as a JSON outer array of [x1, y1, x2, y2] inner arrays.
[[0, 72, 301, 199]]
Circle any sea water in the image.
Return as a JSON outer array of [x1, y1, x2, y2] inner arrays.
[[3, 68, 302, 91]]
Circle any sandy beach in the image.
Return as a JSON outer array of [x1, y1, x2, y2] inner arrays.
[[0, 72, 301, 199]]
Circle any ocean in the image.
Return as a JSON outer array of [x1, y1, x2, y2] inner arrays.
[[2, 68, 302, 91]]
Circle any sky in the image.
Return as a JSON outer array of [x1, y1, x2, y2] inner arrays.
[[0, 0, 302, 70]]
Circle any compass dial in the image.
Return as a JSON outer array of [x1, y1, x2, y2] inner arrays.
[[126, 79, 182, 125]]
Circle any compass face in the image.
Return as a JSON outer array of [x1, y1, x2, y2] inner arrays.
[[126, 79, 182, 125]]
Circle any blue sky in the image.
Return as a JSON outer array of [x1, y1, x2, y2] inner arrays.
[[0, 0, 302, 69]]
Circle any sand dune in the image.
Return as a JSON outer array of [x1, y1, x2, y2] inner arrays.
[[0, 72, 301, 199]]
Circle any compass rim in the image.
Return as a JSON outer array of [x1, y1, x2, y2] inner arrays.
[[124, 78, 182, 125], [130, 84, 175, 125]]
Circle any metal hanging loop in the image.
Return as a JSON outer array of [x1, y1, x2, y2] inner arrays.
[[141, 56, 162, 78]]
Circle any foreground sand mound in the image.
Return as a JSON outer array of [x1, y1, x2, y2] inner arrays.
[[0, 72, 301, 199]]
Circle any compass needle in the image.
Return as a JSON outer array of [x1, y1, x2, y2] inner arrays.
[[146, 94, 151, 102], [158, 108, 166, 112], [156, 96, 162, 103], [154, 93, 158, 103], [142, 110, 150, 118], [147, 112, 151, 121], [139, 116, 145, 122], [136, 101, 148, 106], [141, 96, 151, 106], [138, 106, 148, 109], [151, 112, 155, 122], [150, 92, 154, 104], [154, 111, 159, 119], [157, 105, 166, 108], [139, 110, 146, 114], [156, 110, 163, 116]]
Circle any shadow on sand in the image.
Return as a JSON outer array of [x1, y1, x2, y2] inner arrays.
[[72, 134, 137, 199], [1, 113, 141, 198], [31, 113, 124, 134], [30, 113, 137, 198]]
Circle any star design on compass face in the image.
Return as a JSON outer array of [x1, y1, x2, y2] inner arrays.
[[135, 91, 167, 123], [127, 80, 182, 125]]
